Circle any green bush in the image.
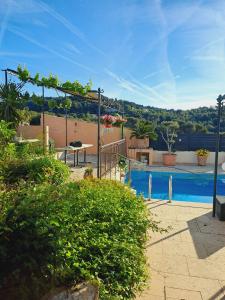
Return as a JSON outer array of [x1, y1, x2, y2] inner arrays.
[[1, 156, 70, 186], [0, 180, 161, 300], [15, 142, 43, 158]]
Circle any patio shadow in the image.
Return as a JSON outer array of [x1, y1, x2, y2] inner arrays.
[[188, 211, 225, 259]]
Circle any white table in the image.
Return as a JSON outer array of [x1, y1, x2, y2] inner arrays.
[[16, 138, 39, 143], [56, 144, 93, 167]]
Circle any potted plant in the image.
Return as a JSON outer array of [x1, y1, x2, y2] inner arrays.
[[160, 121, 179, 166], [114, 114, 127, 127], [130, 120, 157, 148], [101, 114, 115, 128], [118, 157, 127, 179], [196, 149, 209, 166], [83, 167, 94, 179]]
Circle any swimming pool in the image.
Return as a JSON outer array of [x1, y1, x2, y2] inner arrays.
[[126, 170, 225, 203]]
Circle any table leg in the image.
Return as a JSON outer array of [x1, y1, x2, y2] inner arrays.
[[76, 150, 79, 166], [74, 150, 76, 167], [64, 150, 67, 164], [84, 150, 87, 163]]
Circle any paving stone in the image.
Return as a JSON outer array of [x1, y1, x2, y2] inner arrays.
[[164, 273, 225, 300], [187, 257, 225, 281], [137, 200, 225, 300], [166, 287, 202, 300], [150, 254, 189, 276]]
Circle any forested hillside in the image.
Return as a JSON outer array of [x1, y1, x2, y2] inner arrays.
[[29, 96, 222, 134]]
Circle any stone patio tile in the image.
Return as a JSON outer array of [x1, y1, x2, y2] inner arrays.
[[150, 254, 189, 276], [146, 241, 163, 257], [162, 239, 208, 259], [203, 239, 225, 259], [136, 295, 165, 300], [164, 273, 225, 300], [187, 257, 225, 281], [136, 271, 165, 299], [166, 287, 202, 300]]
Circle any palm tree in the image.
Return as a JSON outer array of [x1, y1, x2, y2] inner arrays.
[[130, 120, 157, 140], [0, 83, 29, 128]]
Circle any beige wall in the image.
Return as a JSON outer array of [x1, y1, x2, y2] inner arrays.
[[153, 150, 225, 165], [19, 114, 131, 154]]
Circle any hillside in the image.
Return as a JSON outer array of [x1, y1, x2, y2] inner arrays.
[[29, 96, 221, 134]]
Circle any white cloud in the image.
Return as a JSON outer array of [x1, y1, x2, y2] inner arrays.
[[64, 42, 81, 55], [0, 0, 12, 48]]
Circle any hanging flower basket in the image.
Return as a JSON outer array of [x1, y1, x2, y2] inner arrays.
[[101, 114, 115, 128], [114, 115, 127, 127]]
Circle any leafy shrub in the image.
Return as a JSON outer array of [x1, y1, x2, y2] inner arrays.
[[0, 180, 161, 300], [15, 141, 44, 158], [2, 156, 70, 185]]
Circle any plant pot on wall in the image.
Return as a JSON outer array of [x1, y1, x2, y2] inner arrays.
[[196, 149, 209, 166], [197, 155, 208, 166], [163, 153, 177, 166]]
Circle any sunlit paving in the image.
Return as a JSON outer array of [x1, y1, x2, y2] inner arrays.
[[1, 1, 225, 299]]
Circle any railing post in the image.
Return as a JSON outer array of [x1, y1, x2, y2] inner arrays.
[[128, 159, 131, 184], [148, 174, 152, 200], [168, 175, 173, 202]]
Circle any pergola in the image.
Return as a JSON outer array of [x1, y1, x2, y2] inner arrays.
[[2, 68, 124, 178]]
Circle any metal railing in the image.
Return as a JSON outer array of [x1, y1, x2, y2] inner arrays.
[[100, 139, 126, 178]]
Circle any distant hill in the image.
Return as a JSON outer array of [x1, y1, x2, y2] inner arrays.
[[29, 96, 221, 134]]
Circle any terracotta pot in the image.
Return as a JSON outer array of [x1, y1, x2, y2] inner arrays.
[[197, 155, 208, 166], [162, 153, 177, 166], [104, 123, 113, 128]]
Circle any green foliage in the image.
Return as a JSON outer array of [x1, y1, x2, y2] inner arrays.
[[0, 180, 161, 299], [0, 121, 16, 162], [59, 98, 72, 110], [1, 156, 70, 186], [32, 93, 45, 106], [196, 148, 209, 157], [118, 157, 127, 170], [15, 142, 43, 158], [130, 120, 157, 140], [17, 65, 92, 95], [160, 121, 179, 153], [17, 65, 30, 81], [0, 120, 15, 145], [0, 83, 29, 127]]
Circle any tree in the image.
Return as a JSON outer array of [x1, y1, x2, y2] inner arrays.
[[130, 120, 157, 140], [195, 123, 208, 133], [0, 83, 29, 128], [160, 121, 179, 153]]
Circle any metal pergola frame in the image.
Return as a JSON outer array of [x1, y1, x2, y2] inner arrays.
[[2, 68, 106, 177]]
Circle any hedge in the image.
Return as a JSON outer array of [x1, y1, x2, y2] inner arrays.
[[1, 156, 70, 186], [0, 180, 161, 300]]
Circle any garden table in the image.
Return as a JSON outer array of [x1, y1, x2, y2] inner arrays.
[[56, 144, 93, 167]]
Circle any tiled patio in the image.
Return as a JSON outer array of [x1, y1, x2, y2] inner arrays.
[[136, 200, 225, 300]]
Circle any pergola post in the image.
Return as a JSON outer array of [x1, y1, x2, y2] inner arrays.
[[97, 88, 101, 178], [65, 93, 68, 146], [42, 85, 46, 153], [213, 95, 225, 217], [4, 70, 8, 86], [121, 101, 125, 139]]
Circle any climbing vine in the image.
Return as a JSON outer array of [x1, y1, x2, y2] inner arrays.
[[17, 65, 92, 95]]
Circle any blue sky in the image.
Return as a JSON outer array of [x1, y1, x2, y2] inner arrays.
[[1, 0, 225, 109]]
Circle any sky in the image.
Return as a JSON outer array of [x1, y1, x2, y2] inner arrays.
[[1, 0, 225, 109]]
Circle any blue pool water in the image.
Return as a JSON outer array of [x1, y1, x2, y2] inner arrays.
[[126, 170, 225, 203]]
